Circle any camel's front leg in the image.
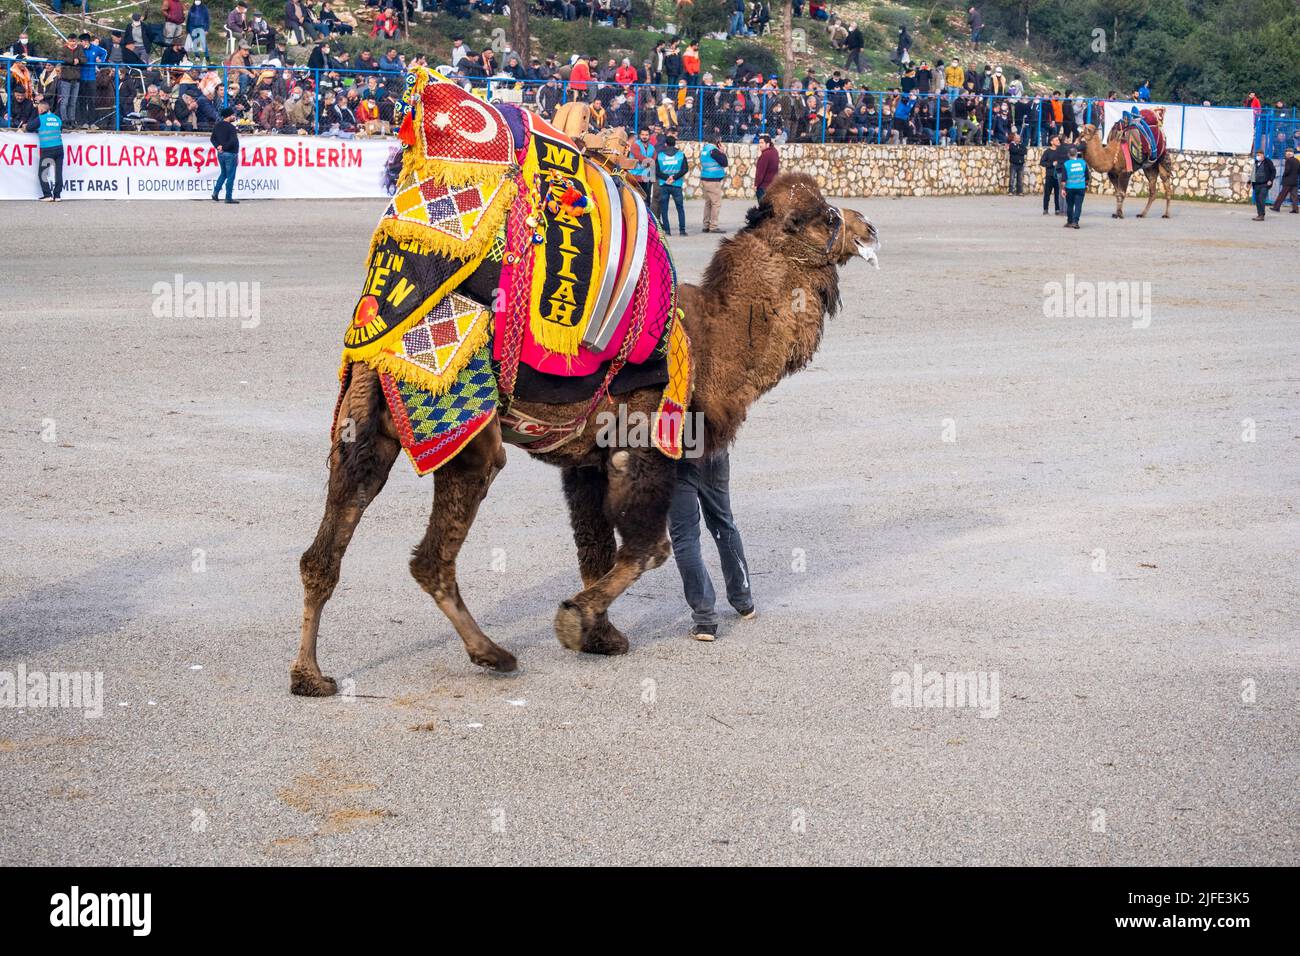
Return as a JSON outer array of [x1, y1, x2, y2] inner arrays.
[[554, 449, 675, 655], [1161, 164, 1173, 218], [293, 365, 400, 696], [560, 463, 627, 655], [409, 418, 516, 672]]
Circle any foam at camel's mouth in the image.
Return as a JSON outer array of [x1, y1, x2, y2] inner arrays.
[[856, 239, 880, 269]]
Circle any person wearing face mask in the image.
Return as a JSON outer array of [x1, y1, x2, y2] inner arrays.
[[187, 0, 211, 59], [1271, 147, 1299, 214], [1250, 149, 1276, 221]]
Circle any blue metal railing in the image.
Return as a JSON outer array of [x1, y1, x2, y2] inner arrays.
[[2, 56, 1283, 151]]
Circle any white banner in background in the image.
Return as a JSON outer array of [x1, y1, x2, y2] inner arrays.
[[0, 130, 398, 200], [1100, 101, 1254, 154]]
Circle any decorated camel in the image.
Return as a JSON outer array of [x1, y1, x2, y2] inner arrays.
[[289, 70, 879, 696], [1077, 106, 1174, 219]]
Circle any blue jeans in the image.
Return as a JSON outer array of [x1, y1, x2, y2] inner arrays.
[[669, 452, 753, 628], [57, 80, 78, 125], [728, 11, 746, 35], [213, 152, 238, 200], [657, 183, 685, 233], [1065, 187, 1085, 224]]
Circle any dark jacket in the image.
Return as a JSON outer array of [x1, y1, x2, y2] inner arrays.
[[1040, 144, 1065, 175], [10, 97, 37, 129], [1281, 156, 1300, 187], [1253, 157, 1276, 185], [210, 117, 239, 153], [194, 95, 219, 129], [60, 48, 85, 83], [1008, 141, 1027, 166]]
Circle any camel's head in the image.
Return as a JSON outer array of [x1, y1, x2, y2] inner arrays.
[[745, 173, 880, 269], [1077, 123, 1099, 146]]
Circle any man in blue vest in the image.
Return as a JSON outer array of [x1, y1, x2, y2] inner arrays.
[[699, 133, 729, 233], [1061, 145, 1088, 229], [629, 127, 656, 204], [27, 101, 64, 202], [655, 134, 689, 236]]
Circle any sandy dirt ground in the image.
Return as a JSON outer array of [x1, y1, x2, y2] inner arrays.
[[1, 191, 1297, 866]]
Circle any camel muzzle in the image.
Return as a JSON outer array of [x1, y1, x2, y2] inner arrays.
[[835, 207, 880, 269]]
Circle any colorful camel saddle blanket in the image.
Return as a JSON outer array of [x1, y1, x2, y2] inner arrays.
[[495, 109, 677, 375], [334, 69, 688, 473], [381, 346, 500, 476], [1112, 107, 1166, 171]]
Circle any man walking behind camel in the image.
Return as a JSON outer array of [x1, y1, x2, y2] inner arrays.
[[670, 453, 755, 642]]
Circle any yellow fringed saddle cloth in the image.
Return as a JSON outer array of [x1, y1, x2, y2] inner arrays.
[[340, 69, 518, 396]]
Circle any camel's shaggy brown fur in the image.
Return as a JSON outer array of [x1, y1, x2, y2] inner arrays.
[[1077, 123, 1175, 220], [290, 173, 878, 695]]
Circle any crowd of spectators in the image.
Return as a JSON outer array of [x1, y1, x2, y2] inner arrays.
[[2, 1, 1296, 147], [0, 7, 417, 136]]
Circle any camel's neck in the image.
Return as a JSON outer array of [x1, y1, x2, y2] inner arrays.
[[679, 235, 837, 456], [1083, 137, 1118, 172]]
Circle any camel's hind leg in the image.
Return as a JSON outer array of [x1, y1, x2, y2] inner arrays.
[[1160, 157, 1174, 217], [1110, 172, 1126, 218], [560, 463, 626, 655], [409, 418, 516, 672], [1136, 167, 1160, 218], [554, 448, 676, 655], [293, 365, 400, 697]]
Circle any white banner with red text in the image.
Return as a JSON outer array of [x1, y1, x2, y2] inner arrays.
[[0, 130, 398, 200]]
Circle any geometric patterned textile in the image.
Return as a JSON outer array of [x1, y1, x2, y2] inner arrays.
[[380, 346, 499, 475]]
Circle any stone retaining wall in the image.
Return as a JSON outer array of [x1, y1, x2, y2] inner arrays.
[[674, 143, 1253, 203]]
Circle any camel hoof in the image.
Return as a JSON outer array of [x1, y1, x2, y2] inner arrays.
[[470, 645, 517, 672], [553, 602, 629, 656], [583, 620, 629, 656], [1161, 214, 1170, 219], [554, 600, 586, 652], [290, 666, 338, 697], [1112, 213, 1123, 219], [1135, 213, 1145, 218]]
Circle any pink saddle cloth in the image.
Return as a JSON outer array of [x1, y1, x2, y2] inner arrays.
[[492, 115, 677, 378]]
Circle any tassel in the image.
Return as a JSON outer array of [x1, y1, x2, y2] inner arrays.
[[398, 112, 416, 147]]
